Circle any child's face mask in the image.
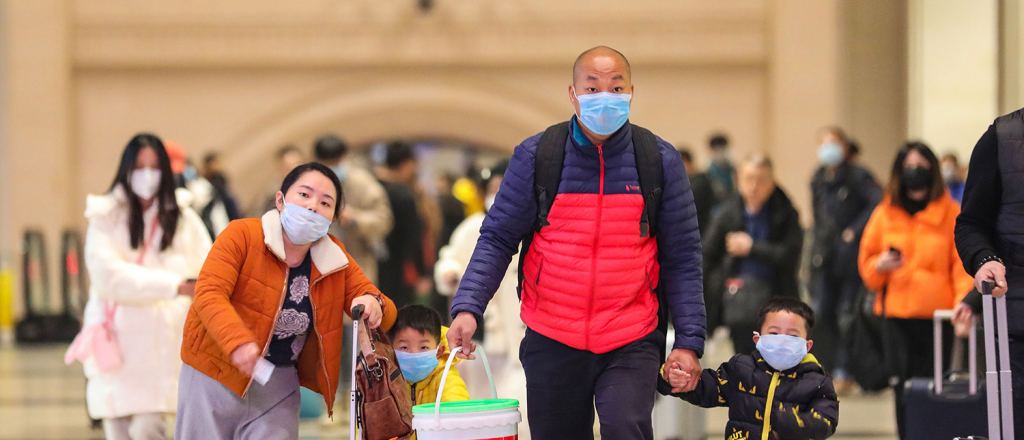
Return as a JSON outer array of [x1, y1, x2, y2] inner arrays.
[[754, 333, 808, 371], [394, 350, 439, 383]]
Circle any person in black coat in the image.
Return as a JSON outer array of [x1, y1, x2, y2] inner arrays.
[[678, 147, 715, 236], [808, 126, 882, 381], [953, 109, 1024, 434], [660, 297, 839, 440], [703, 154, 803, 353]]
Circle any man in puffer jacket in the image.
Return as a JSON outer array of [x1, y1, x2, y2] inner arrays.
[[661, 297, 839, 440], [447, 46, 706, 440]]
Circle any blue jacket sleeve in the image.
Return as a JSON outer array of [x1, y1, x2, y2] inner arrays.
[[450, 136, 540, 320], [656, 138, 707, 356]]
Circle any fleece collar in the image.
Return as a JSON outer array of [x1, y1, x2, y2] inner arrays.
[[261, 209, 348, 275]]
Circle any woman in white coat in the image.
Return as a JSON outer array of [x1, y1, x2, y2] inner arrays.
[[81, 134, 211, 439], [434, 160, 532, 439]]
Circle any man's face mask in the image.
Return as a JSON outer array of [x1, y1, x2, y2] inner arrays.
[[573, 86, 631, 136]]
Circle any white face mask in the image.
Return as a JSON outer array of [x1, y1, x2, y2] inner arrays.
[[130, 168, 161, 200], [484, 195, 496, 211]]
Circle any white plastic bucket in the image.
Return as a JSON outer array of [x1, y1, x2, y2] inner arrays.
[[411, 347, 521, 440]]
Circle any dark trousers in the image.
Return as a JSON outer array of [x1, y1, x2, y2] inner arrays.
[[811, 269, 862, 374], [520, 328, 661, 440], [887, 318, 952, 440]]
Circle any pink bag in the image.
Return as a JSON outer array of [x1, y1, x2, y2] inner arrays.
[[64, 302, 122, 372], [65, 222, 157, 372]]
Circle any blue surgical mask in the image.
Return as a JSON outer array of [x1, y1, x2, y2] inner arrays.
[[574, 86, 631, 136], [279, 203, 331, 245], [755, 333, 808, 371], [394, 350, 439, 384], [818, 142, 844, 166], [332, 164, 348, 182]]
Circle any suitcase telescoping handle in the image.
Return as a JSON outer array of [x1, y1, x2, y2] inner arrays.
[[350, 305, 364, 440], [932, 309, 978, 396], [982, 280, 1015, 440]]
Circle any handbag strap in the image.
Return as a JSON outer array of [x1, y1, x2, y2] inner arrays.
[[356, 314, 378, 365]]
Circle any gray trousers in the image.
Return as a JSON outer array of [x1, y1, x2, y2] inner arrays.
[[175, 364, 301, 440], [103, 413, 166, 440]]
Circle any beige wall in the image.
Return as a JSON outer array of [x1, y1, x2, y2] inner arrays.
[[0, 0, 909, 316], [909, 0, 999, 159]]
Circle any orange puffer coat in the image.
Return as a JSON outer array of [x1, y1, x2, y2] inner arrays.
[[181, 210, 397, 416], [858, 194, 974, 319]]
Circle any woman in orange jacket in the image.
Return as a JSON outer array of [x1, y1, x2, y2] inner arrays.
[[175, 162, 398, 440], [858, 142, 973, 438]]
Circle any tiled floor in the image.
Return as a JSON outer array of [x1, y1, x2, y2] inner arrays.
[[0, 332, 898, 439]]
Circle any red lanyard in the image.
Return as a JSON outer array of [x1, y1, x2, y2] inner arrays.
[[135, 221, 160, 265]]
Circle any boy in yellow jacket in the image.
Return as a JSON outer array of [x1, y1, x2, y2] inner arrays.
[[390, 305, 470, 406]]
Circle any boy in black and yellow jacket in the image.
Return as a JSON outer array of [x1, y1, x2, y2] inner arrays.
[[660, 297, 839, 440]]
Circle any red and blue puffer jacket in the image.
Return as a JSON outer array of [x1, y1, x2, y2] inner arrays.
[[451, 118, 706, 355]]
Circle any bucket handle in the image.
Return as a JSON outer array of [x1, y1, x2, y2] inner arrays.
[[434, 346, 496, 426]]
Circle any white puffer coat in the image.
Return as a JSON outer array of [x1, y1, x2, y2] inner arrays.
[[81, 186, 211, 419]]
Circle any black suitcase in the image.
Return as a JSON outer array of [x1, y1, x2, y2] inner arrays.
[[904, 308, 988, 439]]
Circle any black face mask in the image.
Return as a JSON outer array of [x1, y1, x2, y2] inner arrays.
[[900, 166, 933, 191]]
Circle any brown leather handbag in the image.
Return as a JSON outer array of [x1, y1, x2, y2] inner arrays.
[[353, 305, 413, 440]]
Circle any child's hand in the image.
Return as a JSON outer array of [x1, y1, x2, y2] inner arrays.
[[667, 363, 693, 394]]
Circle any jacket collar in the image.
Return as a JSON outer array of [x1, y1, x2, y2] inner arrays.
[[882, 193, 954, 226], [260, 209, 349, 274], [568, 116, 632, 157]]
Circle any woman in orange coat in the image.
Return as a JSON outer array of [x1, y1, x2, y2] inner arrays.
[[858, 142, 973, 438], [175, 162, 397, 440]]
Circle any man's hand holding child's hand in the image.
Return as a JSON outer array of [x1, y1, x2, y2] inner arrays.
[[666, 365, 693, 394]]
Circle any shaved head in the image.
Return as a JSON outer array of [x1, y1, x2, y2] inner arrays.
[[573, 46, 631, 85]]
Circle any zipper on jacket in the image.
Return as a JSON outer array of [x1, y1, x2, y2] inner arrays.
[[586, 145, 606, 349], [761, 372, 781, 440], [308, 266, 345, 419], [242, 271, 288, 399], [536, 261, 543, 285]]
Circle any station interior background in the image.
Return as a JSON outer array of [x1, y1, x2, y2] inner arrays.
[[1, 0, 1023, 438]]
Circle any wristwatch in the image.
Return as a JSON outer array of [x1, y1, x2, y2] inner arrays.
[[977, 255, 1004, 272], [362, 292, 386, 310]]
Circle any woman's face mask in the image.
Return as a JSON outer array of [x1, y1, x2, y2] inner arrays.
[[130, 168, 161, 201], [279, 203, 331, 245], [901, 166, 933, 191], [276, 171, 338, 245]]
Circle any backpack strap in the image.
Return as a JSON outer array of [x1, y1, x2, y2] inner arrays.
[[533, 121, 571, 230], [517, 121, 570, 299], [631, 124, 664, 237]]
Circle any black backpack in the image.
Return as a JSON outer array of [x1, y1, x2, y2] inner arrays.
[[516, 121, 672, 351]]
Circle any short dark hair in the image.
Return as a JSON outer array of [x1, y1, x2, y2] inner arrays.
[[384, 141, 416, 169], [279, 162, 345, 219], [677, 148, 694, 164], [313, 135, 348, 162], [388, 305, 442, 343], [757, 297, 816, 334], [572, 46, 631, 83], [848, 139, 861, 157], [709, 133, 729, 150]]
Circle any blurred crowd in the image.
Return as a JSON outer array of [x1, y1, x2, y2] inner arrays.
[[76, 120, 980, 439]]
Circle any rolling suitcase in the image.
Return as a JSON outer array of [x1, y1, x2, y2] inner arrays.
[[904, 309, 987, 439]]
